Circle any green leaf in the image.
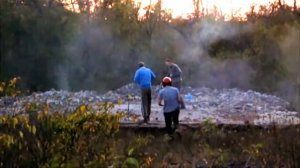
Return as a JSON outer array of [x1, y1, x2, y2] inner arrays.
[[128, 147, 135, 156], [255, 143, 263, 149], [19, 131, 24, 139], [125, 157, 139, 168], [12, 118, 18, 128], [31, 125, 37, 135]]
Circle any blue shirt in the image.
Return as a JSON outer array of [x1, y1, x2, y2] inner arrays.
[[158, 86, 180, 113], [134, 66, 156, 89]]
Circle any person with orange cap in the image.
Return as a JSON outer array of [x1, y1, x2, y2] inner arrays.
[[158, 77, 183, 136]]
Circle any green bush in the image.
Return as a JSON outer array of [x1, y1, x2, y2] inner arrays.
[[0, 103, 123, 167], [0, 77, 22, 97]]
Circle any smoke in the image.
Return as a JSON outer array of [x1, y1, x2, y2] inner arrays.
[[55, 18, 256, 91], [54, 16, 299, 112], [277, 26, 300, 110], [55, 65, 70, 90], [55, 22, 138, 92], [177, 19, 255, 89]]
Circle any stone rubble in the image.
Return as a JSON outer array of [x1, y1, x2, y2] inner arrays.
[[0, 83, 299, 125]]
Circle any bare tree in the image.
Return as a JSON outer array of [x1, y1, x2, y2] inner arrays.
[[278, 0, 282, 7], [143, 0, 161, 47], [193, 0, 204, 19]]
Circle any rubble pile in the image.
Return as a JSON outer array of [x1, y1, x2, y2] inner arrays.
[[181, 87, 291, 113], [0, 83, 299, 125], [0, 90, 103, 115], [113, 84, 299, 125]]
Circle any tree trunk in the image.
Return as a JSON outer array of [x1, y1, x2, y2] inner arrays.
[[193, 0, 203, 19], [278, 0, 282, 7]]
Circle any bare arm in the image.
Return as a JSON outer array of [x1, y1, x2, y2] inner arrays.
[[178, 95, 183, 104], [158, 91, 163, 106]]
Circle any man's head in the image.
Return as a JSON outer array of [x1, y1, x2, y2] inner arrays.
[[162, 77, 172, 87], [138, 61, 145, 67], [165, 58, 173, 67]]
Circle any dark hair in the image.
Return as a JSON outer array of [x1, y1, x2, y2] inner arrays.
[[138, 61, 144, 67], [162, 82, 172, 87], [165, 58, 172, 62]]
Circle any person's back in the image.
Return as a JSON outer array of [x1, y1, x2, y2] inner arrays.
[[165, 59, 182, 90], [164, 58, 185, 109], [159, 86, 180, 113], [158, 77, 182, 137], [168, 63, 182, 83], [134, 67, 155, 89], [134, 62, 156, 123]]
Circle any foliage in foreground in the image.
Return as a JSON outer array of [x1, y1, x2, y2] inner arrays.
[[0, 103, 153, 167], [139, 122, 300, 168], [0, 77, 21, 97], [1, 102, 300, 167]]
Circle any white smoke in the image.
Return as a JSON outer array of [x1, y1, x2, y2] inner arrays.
[[177, 18, 254, 89], [277, 26, 300, 110]]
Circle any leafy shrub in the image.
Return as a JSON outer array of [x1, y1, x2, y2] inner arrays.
[[0, 103, 125, 167], [0, 77, 21, 97]]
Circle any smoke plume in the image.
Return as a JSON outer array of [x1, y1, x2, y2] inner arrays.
[[176, 19, 255, 89], [55, 17, 299, 112]]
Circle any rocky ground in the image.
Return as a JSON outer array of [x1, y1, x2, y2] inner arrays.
[[0, 83, 299, 125]]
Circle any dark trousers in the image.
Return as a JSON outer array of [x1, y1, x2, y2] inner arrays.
[[141, 88, 151, 122], [172, 81, 181, 91], [172, 81, 185, 109], [164, 108, 180, 135]]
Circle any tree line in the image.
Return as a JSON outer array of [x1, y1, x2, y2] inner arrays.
[[0, 0, 299, 109]]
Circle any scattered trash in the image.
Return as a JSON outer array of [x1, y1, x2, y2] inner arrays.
[[0, 83, 299, 125], [184, 93, 193, 102]]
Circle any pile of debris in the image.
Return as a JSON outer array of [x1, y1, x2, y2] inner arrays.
[[113, 84, 299, 125], [0, 83, 299, 125], [0, 90, 104, 115]]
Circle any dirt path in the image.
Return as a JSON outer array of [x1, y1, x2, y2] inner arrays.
[[113, 101, 300, 126]]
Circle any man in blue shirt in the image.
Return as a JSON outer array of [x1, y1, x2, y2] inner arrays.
[[134, 62, 156, 123], [158, 77, 183, 135]]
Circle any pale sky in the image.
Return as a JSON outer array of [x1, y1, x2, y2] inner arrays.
[[63, 0, 299, 19], [137, 0, 299, 18]]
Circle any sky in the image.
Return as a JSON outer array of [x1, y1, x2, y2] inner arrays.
[[136, 0, 299, 18], [63, 0, 299, 19]]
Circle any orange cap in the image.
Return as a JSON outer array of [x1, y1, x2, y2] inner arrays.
[[162, 77, 172, 86]]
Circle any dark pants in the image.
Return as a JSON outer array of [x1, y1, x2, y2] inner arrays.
[[141, 88, 151, 122], [172, 81, 185, 109], [164, 108, 180, 135], [172, 81, 181, 91]]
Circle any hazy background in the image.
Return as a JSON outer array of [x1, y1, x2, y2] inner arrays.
[[0, 0, 299, 109]]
